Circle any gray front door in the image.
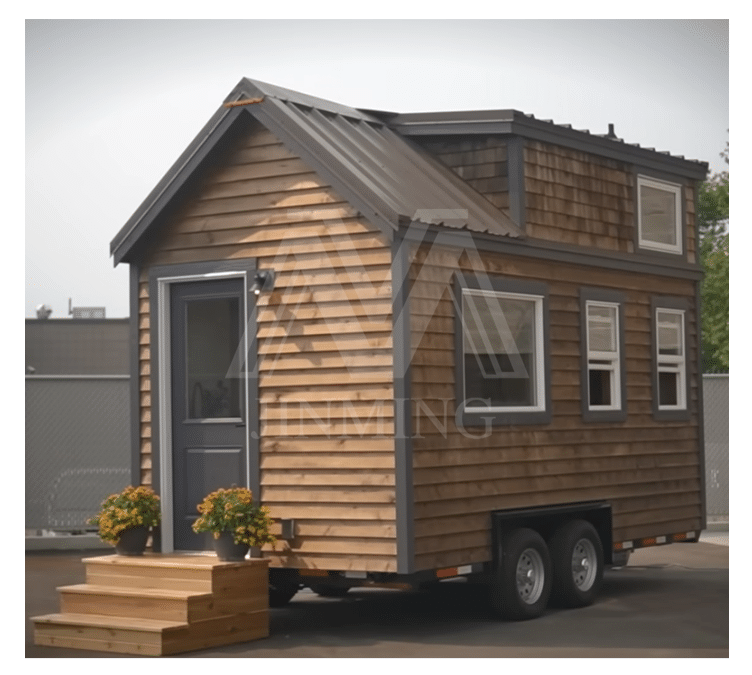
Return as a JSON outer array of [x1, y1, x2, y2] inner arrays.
[[170, 278, 247, 550]]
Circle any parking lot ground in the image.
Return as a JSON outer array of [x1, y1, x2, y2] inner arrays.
[[26, 539, 728, 658]]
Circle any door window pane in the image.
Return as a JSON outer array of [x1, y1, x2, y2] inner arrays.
[[186, 297, 241, 419]]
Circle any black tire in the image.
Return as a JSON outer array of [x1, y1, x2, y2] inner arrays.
[[268, 579, 299, 607], [308, 583, 350, 598], [548, 519, 604, 608], [491, 527, 552, 620]]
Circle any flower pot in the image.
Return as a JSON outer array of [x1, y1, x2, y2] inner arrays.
[[214, 531, 250, 561], [115, 526, 149, 556]]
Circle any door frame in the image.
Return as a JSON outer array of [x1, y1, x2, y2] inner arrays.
[[148, 260, 258, 553]]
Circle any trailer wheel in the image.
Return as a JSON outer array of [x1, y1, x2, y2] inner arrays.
[[491, 528, 552, 620], [269, 572, 299, 607], [548, 519, 604, 608], [308, 583, 350, 598]]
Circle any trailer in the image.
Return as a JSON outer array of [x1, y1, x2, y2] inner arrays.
[[110, 78, 708, 619]]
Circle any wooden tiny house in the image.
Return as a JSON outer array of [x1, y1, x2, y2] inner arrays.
[[110, 78, 708, 618]]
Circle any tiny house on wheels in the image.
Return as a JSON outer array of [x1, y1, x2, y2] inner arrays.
[[110, 78, 709, 620]]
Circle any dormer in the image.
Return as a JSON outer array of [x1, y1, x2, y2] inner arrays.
[[380, 110, 708, 266]]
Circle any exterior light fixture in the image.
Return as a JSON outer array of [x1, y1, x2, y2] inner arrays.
[[251, 270, 276, 295]]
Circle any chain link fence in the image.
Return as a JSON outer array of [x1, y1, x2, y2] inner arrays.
[[25, 374, 729, 532], [25, 376, 131, 531], [703, 374, 729, 519]]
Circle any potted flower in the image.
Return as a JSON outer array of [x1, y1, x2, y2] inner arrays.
[[192, 487, 276, 561], [88, 485, 161, 556]]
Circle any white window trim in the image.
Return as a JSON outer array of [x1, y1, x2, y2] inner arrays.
[[586, 301, 621, 411], [637, 175, 683, 255], [656, 308, 687, 410], [462, 288, 546, 414]]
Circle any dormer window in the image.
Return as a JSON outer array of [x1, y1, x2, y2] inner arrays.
[[637, 176, 683, 255]]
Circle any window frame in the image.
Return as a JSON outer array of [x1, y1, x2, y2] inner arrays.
[[579, 288, 627, 422], [454, 273, 551, 427], [651, 297, 691, 421], [636, 174, 684, 255]]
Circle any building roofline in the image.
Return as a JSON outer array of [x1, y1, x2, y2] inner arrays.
[[110, 79, 524, 265], [378, 109, 709, 180], [110, 79, 708, 266]]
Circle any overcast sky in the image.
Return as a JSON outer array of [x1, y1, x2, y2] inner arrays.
[[25, 19, 729, 320]]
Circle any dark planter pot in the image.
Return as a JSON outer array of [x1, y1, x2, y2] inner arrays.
[[115, 526, 149, 556], [213, 532, 250, 561]]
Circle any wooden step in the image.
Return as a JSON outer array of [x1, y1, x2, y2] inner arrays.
[[82, 554, 269, 596], [33, 613, 185, 656], [84, 555, 215, 592], [33, 554, 271, 655], [59, 584, 212, 622], [33, 611, 269, 656]]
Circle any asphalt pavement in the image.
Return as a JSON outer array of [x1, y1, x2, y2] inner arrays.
[[26, 535, 729, 658]]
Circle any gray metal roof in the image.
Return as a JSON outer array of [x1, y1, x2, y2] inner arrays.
[[111, 78, 708, 265], [378, 108, 709, 180], [111, 78, 522, 264]]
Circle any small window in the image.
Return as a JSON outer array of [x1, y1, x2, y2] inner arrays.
[[586, 302, 621, 410], [637, 176, 683, 254], [456, 276, 550, 426], [580, 289, 626, 422], [655, 308, 686, 410]]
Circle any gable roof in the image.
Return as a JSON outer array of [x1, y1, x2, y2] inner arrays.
[[110, 78, 523, 266]]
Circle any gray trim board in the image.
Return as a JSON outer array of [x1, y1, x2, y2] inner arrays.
[[391, 233, 414, 575], [506, 136, 526, 231], [401, 221, 703, 282], [695, 283, 708, 531], [579, 288, 628, 423]]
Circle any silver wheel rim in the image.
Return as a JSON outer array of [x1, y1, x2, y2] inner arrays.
[[515, 547, 546, 604], [571, 538, 598, 591]]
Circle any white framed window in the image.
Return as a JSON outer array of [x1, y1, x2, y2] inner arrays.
[[586, 301, 621, 411], [461, 287, 546, 414], [655, 308, 686, 410], [637, 175, 683, 255]]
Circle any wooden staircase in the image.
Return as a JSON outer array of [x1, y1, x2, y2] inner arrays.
[[32, 554, 270, 656]]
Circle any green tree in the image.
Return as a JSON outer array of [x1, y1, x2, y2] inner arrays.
[[698, 140, 729, 373]]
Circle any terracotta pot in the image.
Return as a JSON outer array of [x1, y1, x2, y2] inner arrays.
[[213, 532, 249, 561], [115, 526, 149, 556]]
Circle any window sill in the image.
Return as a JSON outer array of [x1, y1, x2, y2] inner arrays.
[[653, 407, 691, 422], [459, 408, 552, 428], [581, 408, 627, 424]]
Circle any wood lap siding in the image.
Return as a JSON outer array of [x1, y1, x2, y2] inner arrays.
[[524, 140, 698, 262], [524, 141, 634, 251], [137, 279, 152, 485], [139, 121, 397, 571], [409, 245, 703, 571]]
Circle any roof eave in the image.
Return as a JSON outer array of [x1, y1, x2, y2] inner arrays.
[[110, 85, 254, 266], [388, 111, 709, 181]]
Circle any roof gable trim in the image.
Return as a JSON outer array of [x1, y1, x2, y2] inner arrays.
[[111, 103, 245, 265]]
